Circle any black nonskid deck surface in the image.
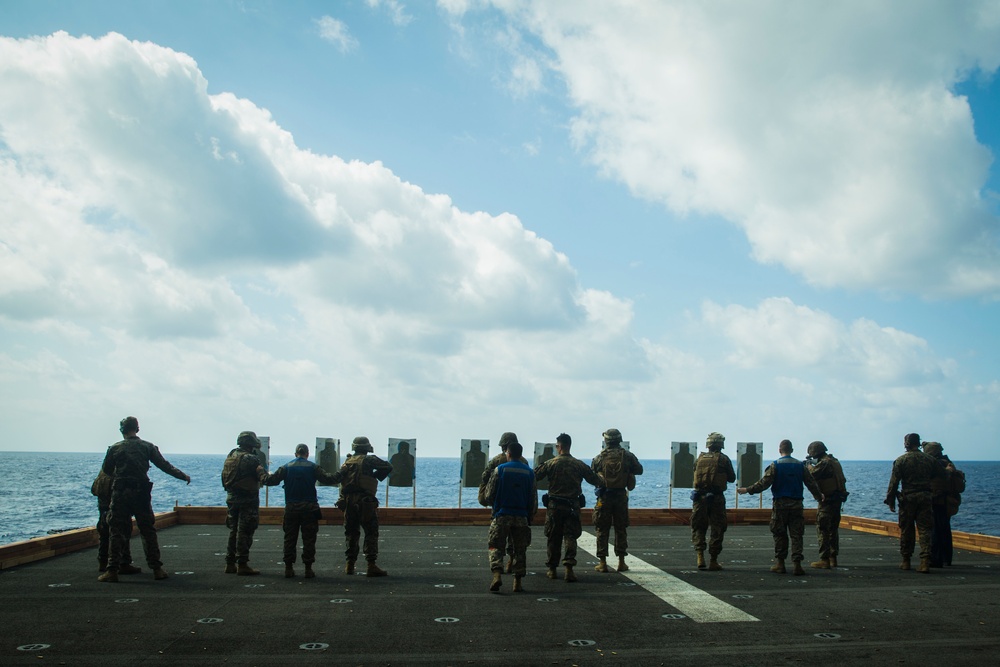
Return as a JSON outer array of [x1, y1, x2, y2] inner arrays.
[[3, 525, 999, 666]]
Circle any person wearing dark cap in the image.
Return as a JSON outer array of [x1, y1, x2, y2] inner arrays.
[[534, 433, 603, 582], [98, 416, 190, 583], [590, 428, 644, 573], [337, 436, 393, 577], [884, 433, 942, 573], [805, 441, 848, 569], [483, 439, 537, 593], [261, 443, 342, 578], [478, 432, 528, 572], [739, 439, 822, 576], [221, 430, 269, 575]]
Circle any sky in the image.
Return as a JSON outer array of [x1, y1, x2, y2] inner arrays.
[[1, 0, 999, 461]]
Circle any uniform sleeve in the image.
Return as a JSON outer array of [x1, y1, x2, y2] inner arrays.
[[582, 461, 603, 487], [368, 456, 393, 482], [724, 455, 736, 483], [746, 463, 775, 494], [533, 460, 549, 481], [802, 465, 822, 501], [885, 460, 901, 500], [262, 465, 286, 487], [628, 452, 644, 476], [315, 465, 342, 486], [483, 468, 500, 506], [101, 446, 115, 476], [149, 444, 188, 482]]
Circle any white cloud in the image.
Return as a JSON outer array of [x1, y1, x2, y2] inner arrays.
[[315, 15, 359, 53], [701, 297, 952, 386], [472, 1, 1000, 297], [366, 0, 414, 27]]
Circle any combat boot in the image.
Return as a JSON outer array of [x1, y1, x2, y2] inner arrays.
[[366, 561, 388, 577], [617, 556, 629, 572], [696, 550, 706, 569], [708, 557, 722, 571], [770, 558, 786, 574], [489, 571, 502, 592], [224, 562, 237, 574], [810, 558, 831, 569], [546, 567, 556, 579], [595, 557, 609, 573], [916, 558, 931, 574], [565, 566, 577, 583], [792, 560, 805, 576], [236, 563, 260, 576], [829, 555, 838, 568], [512, 575, 523, 592], [285, 564, 295, 578], [899, 557, 911, 571], [345, 560, 355, 575], [304, 564, 315, 579], [97, 568, 118, 583], [118, 564, 141, 575], [153, 567, 169, 580]]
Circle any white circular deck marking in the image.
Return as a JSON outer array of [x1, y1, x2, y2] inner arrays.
[[661, 614, 686, 620], [730, 560, 747, 563], [198, 533, 212, 536], [617, 582, 637, 587], [244, 584, 265, 588], [575, 531, 759, 624], [434, 562, 451, 565], [114, 598, 139, 604], [300, 643, 329, 650], [48, 583, 70, 588], [975, 565, 992, 569], [214, 552, 226, 556], [814, 633, 841, 639], [161, 544, 177, 548], [197, 618, 223, 624], [866, 557, 883, 561], [434, 584, 454, 588], [947, 576, 966, 580], [434, 617, 459, 623], [732, 594, 754, 599], [434, 546, 449, 549], [568, 640, 596, 647], [537, 597, 558, 602], [17, 644, 50, 651], [330, 599, 352, 603], [870, 608, 893, 614], [912, 590, 934, 595], [175, 571, 194, 575]]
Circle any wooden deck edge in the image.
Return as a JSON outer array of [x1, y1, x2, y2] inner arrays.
[[3, 508, 997, 568]]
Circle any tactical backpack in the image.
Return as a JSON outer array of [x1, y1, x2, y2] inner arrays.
[[221, 449, 259, 492], [601, 448, 628, 489], [341, 454, 378, 495], [948, 467, 966, 516], [694, 452, 726, 491]]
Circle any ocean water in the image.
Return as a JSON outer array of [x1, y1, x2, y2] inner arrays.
[[0, 453, 996, 545]]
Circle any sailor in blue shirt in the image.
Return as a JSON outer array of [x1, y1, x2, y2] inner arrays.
[[483, 439, 538, 593]]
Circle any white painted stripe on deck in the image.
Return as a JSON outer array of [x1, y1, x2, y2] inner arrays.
[[576, 532, 759, 624]]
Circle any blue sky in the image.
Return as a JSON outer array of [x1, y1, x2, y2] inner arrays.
[[1, 0, 998, 461]]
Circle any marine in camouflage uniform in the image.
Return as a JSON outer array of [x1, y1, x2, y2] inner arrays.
[[739, 440, 822, 576], [533, 433, 603, 582], [262, 443, 342, 578], [98, 416, 190, 583], [691, 432, 737, 571], [806, 441, 848, 569], [223, 431, 269, 575], [337, 436, 393, 577], [885, 433, 942, 573], [590, 428, 644, 572], [478, 432, 528, 572], [92, 470, 135, 573], [484, 439, 537, 593]]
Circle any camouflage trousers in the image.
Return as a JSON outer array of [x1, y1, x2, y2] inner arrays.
[[898, 491, 934, 560], [815, 501, 841, 560], [489, 514, 531, 576], [544, 505, 582, 567], [97, 500, 132, 566], [691, 492, 728, 556], [593, 491, 630, 558], [107, 482, 160, 569], [226, 502, 259, 565], [283, 506, 320, 565], [343, 493, 380, 563], [769, 499, 805, 562]]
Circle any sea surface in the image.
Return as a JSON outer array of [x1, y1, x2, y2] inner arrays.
[[1, 452, 997, 545]]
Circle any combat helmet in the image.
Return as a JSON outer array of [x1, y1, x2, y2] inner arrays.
[[603, 428, 623, 446], [352, 436, 374, 454], [237, 431, 260, 450], [706, 432, 725, 450], [498, 432, 519, 451]]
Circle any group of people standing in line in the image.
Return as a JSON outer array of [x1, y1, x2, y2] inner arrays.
[[92, 417, 965, 591]]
